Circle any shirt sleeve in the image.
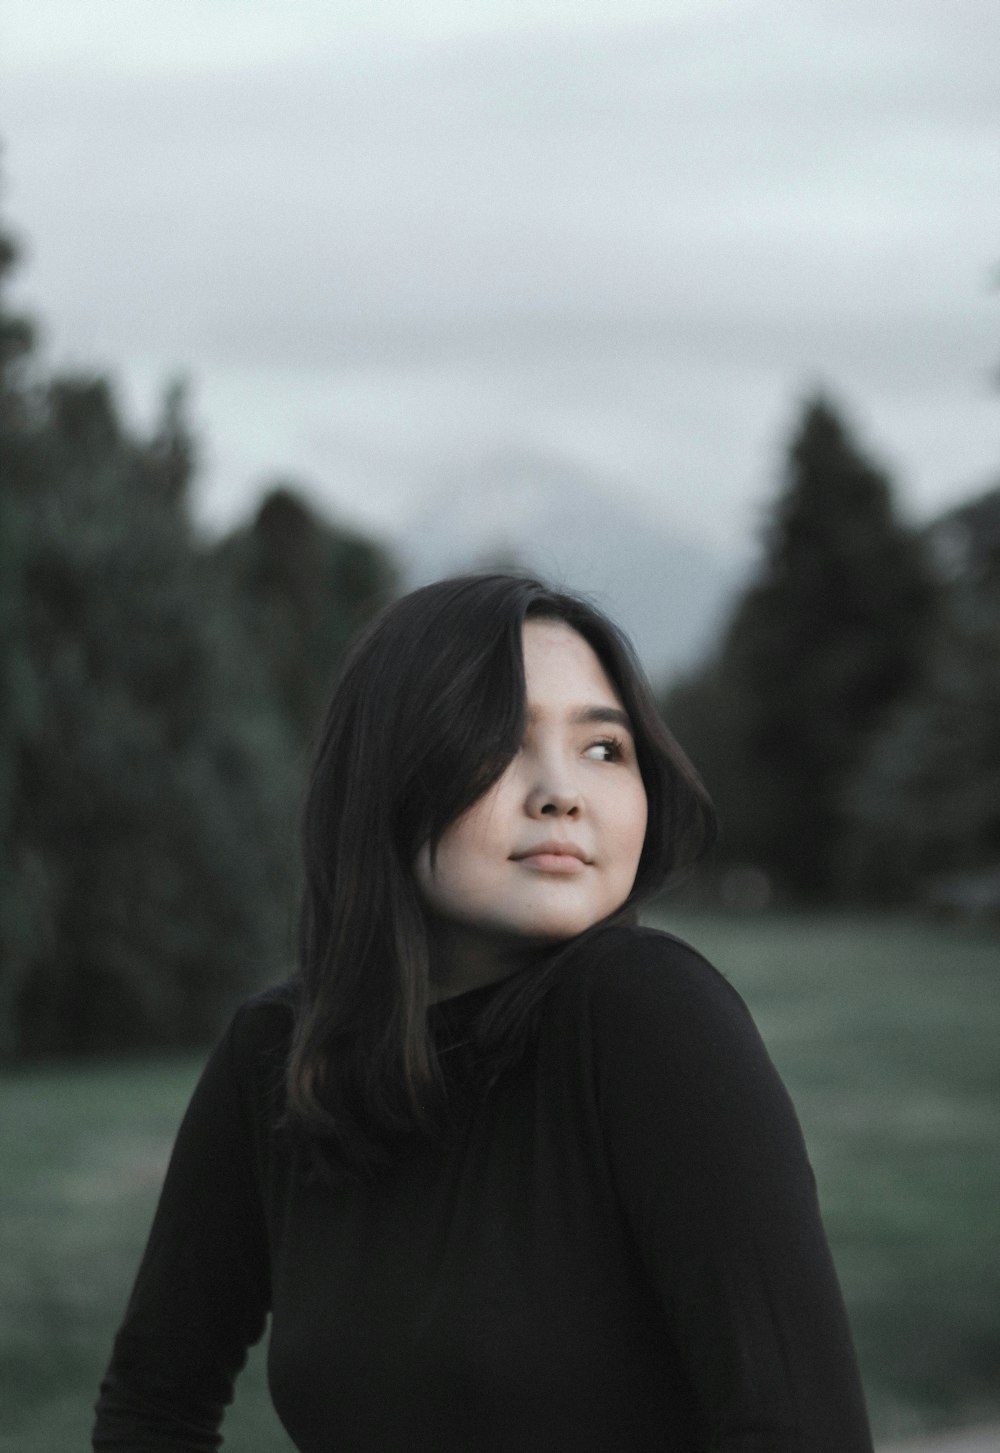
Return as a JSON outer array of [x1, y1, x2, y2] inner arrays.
[[586, 928, 873, 1453], [92, 1000, 278, 1451]]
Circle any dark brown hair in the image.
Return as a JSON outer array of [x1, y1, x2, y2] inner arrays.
[[287, 573, 715, 1174]]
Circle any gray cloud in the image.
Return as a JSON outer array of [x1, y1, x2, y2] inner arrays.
[[3, 1, 997, 549]]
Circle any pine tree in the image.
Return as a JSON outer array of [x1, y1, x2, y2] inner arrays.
[[5, 373, 301, 1054], [0, 220, 45, 1051], [0, 202, 398, 1057], [665, 395, 937, 902], [211, 484, 398, 745], [845, 486, 1000, 904]]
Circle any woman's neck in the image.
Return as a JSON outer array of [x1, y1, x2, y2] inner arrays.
[[425, 919, 555, 1003]]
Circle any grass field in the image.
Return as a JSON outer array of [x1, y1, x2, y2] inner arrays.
[[2, 909, 997, 1450]]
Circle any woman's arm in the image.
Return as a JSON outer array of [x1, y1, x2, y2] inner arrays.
[[92, 998, 280, 1451], [588, 928, 873, 1453]]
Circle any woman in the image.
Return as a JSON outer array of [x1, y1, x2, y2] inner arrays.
[[93, 573, 873, 1451]]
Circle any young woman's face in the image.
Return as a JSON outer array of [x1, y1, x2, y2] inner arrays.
[[415, 619, 648, 952]]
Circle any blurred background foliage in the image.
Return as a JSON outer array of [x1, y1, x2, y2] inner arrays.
[[0, 218, 398, 1059], [2, 193, 998, 1061]]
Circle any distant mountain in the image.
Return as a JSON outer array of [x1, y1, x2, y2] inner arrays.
[[390, 452, 740, 688]]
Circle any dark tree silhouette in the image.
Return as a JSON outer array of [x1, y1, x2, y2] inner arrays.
[[845, 485, 1000, 904], [212, 484, 398, 745], [0, 204, 396, 1056], [665, 395, 937, 902]]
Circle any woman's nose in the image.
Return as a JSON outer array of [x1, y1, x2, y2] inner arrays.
[[525, 776, 582, 818]]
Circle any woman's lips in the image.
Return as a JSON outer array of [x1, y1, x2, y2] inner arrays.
[[516, 852, 588, 873], [511, 843, 590, 873]]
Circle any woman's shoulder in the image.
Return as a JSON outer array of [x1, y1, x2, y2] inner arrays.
[[557, 921, 737, 1001], [223, 981, 296, 1074], [547, 923, 790, 1126], [549, 922, 755, 1045]]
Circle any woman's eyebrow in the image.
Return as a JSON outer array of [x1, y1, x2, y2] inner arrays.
[[571, 706, 634, 731], [526, 705, 634, 732]]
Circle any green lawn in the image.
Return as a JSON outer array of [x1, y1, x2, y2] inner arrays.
[[0, 1052, 295, 1453], [2, 910, 997, 1450]]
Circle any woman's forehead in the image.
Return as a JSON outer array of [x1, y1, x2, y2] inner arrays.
[[521, 620, 626, 711]]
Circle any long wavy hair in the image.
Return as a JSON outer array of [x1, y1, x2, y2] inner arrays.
[[286, 573, 716, 1174]]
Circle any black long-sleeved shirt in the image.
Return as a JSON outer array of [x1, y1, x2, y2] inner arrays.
[[93, 925, 873, 1451]]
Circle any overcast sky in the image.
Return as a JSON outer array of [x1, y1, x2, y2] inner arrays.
[[2, 0, 997, 559]]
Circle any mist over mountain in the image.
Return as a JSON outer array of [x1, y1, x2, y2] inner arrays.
[[391, 453, 741, 688]]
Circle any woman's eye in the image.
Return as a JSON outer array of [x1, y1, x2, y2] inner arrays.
[[584, 738, 624, 762]]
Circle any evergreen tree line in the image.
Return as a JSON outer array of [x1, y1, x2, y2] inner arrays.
[[663, 399, 1000, 911], [2, 206, 997, 1059], [0, 228, 396, 1059]]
